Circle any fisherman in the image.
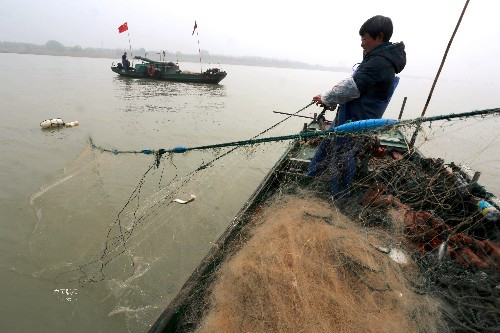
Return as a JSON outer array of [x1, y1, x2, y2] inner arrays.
[[308, 15, 406, 198], [122, 52, 129, 69]]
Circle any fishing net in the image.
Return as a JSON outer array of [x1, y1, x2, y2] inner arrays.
[[194, 193, 445, 333], [28, 106, 499, 332]]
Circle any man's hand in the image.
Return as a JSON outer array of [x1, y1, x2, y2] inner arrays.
[[312, 95, 326, 107]]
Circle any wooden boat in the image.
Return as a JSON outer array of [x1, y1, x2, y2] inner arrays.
[[148, 114, 500, 332], [111, 56, 227, 84]]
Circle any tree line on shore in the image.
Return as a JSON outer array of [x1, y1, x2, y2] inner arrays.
[[0, 40, 348, 72]]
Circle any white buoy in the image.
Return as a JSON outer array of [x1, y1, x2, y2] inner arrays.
[[51, 118, 64, 127], [40, 119, 79, 129], [40, 120, 52, 128], [40, 118, 65, 128]]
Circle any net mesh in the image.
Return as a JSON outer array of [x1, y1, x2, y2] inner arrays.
[[194, 193, 445, 333], [29, 111, 499, 332]]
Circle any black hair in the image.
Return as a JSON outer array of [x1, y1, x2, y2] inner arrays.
[[359, 15, 393, 42]]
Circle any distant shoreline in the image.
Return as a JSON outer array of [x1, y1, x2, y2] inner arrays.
[[0, 40, 350, 73]]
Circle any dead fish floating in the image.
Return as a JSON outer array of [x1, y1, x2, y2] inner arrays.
[[40, 118, 79, 129], [172, 194, 196, 204]]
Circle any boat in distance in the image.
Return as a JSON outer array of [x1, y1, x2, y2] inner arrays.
[[111, 56, 227, 84]]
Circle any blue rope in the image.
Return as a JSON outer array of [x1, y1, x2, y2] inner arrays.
[[89, 108, 499, 157]]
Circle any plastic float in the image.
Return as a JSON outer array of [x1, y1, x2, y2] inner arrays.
[[40, 119, 79, 129]]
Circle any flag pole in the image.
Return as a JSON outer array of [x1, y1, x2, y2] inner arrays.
[[197, 30, 202, 73], [192, 20, 202, 73], [119, 22, 132, 59], [127, 30, 132, 58]]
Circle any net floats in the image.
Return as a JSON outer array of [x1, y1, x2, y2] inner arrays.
[[40, 118, 79, 129]]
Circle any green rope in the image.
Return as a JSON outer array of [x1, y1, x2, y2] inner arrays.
[[404, 107, 499, 124], [90, 107, 499, 156]]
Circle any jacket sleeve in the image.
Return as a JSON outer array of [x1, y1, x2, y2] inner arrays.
[[321, 77, 361, 106]]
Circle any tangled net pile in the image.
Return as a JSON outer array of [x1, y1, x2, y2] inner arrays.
[[31, 107, 499, 332], [177, 111, 499, 333], [329, 132, 500, 332], [194, 194, 445, 332]]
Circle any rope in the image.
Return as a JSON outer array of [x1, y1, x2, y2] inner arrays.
[[90, 107, 499, 157]]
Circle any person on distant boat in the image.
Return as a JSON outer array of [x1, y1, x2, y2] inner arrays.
[[308, 15, 406, 199], [122, 52, 129, 69]]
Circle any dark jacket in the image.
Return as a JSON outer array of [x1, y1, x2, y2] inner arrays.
[[122, 54, 128, 69], [336, 42, 406, 125]]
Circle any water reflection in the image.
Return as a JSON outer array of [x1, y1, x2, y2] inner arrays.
[[111, 76, 228, 134]]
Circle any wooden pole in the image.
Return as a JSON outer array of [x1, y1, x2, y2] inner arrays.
[[398, 97, 407, 120], [409, 0, 470, 147]]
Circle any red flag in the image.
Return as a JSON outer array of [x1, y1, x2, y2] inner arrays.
[[118, 22, 128, 33], [192, 21, 197, 35]]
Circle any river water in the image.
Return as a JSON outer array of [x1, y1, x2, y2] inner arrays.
[[0, 53, 498, 332]]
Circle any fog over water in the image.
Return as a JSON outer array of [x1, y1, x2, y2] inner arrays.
[[1, 0, 500, 80]]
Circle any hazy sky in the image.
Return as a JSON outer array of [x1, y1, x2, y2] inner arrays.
[[1, 0, 499, 79]]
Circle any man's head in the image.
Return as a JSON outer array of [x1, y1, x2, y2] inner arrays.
[[359, 15, 393, 54], [359, 15, 393, 42], [124, 52, 127, 55]]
